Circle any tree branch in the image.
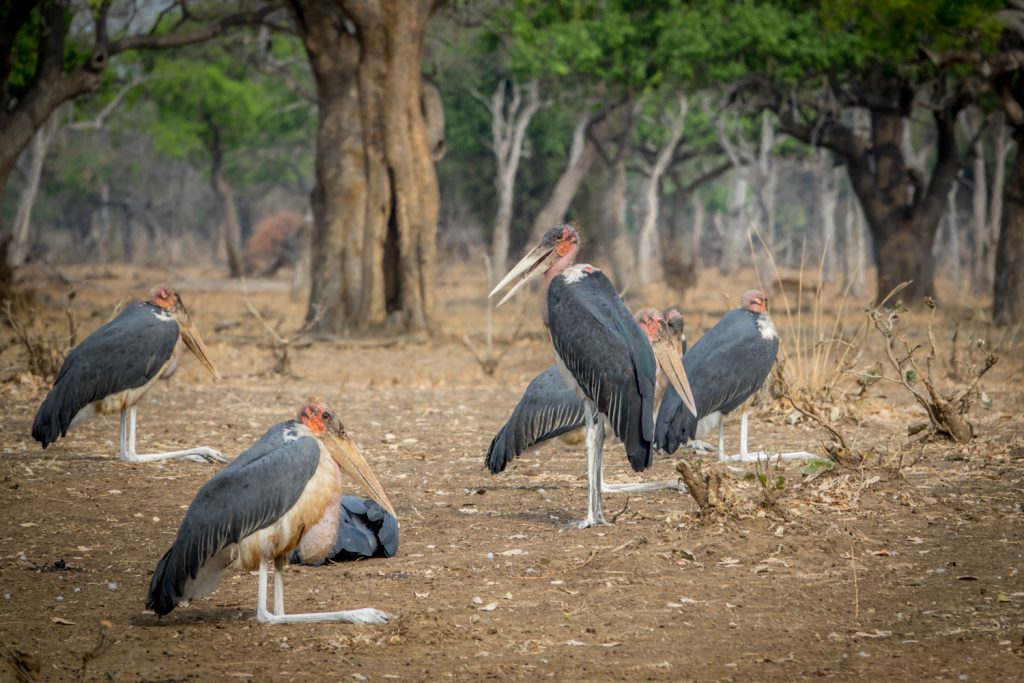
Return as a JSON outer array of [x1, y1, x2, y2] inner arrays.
[[107, 4, 280, 57]]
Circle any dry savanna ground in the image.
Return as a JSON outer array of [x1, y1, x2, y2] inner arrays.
[[1, 261, 1023, 682]]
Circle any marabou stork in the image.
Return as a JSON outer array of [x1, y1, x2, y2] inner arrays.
[[147, 399, 397, 625], [655, 289, 814, 463], [31, 285, 224, 464], [490, 225, 697, 527], [486, 307, 688, 496], [290, 496, 399, 565]]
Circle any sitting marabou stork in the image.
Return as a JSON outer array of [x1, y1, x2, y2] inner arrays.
[[32, 285, 224, 463], [490, 225, 696, 527], [487, 307, 688, 494], [655, 289, 814, 463], [147, 399, 396, 625]]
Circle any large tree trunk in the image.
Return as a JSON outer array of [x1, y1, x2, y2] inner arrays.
[[992, 131, 1023, 325], [774, 74, 963, 303], [529, 112, 598, 242], [289, 0, 440, 334]]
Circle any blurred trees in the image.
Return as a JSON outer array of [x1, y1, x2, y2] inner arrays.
[[2, 0, 1020, 329], [0, 0, 275, 224]]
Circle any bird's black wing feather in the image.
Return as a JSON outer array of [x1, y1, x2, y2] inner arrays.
[[548, 271, 656, 471], [655, 310, 779, 453], [290, 496, 400, 565], [146, 422, 320, 616], [486, 365, 588, 474], [32, 302, 179, 447]]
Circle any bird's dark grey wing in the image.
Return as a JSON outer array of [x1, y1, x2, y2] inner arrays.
[[32, 302, 179, 447], [146, 425, 320, 616], [290, 496, 400, 565], [656, 310, 778, 453], [486, 365, 588, 474], [548, 271, 656, 471]]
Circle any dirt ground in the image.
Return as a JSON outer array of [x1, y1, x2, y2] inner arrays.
[[1, 262, 1023, 682]]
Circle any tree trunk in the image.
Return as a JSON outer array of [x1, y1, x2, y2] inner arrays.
[[209, 123, 244, 278], [529, 112, 597, 242], [719, 170, 749, 275], [596, 154, 634, 289], [816, 150, 839, 282], [987, 120, 1009, 293], [479, 79, 543, 280], [774, 75, 963, 303], [636, 95, 688, 286], [289, 0, 440, 334], [841, 184, 867, 296], [6, 115, 57, 268], [992, 131, 1023, 325], [963, 109, 989, 293]]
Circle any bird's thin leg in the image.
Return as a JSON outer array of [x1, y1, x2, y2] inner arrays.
[[579, 401, 607, 528], [273, 556, 286, 617], [257, 559, 271, 623], [118, 409, 129, 461], [717, 405, 820, 464], [740, 411, 749, 458], [255, 558, 393, 625], [718, 418, 725, 459], [119, 406, 227, 464]]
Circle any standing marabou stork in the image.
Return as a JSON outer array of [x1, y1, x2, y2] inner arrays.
[[32, 285, 224, 464], [147, 399, 397, 625], [487, 307, 688, 496], [490, 225, 697, 527], [655, 289, 814, 463]]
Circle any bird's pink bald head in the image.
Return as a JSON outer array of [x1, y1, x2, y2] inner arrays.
[[149, 284, 180, 313], [634, 308, 665, 344], [742, 289, 768, 314]]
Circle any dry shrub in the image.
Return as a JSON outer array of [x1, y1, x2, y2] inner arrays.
[[869, 287, 997, 443], [3, 288, 78, 380]]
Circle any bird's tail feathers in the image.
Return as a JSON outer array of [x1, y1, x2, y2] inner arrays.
[[146, 542, 232, 617]]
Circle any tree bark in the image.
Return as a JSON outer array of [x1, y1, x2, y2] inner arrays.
[[529, 112, 597, 242], [636, 95, 688, 285], [290, 0, 440, 334], [992, 131, 1024, 324]]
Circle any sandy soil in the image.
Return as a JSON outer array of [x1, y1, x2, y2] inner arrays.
[[1, 262, 1022, 682]]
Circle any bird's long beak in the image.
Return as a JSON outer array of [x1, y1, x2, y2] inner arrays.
[[489, 244, 553, 307], [325, 433, 396, 518], [652, 335, 697, 418], [179, 318, 221, 380]]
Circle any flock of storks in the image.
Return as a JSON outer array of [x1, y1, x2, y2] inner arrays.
[[27, 224, 802, 626]]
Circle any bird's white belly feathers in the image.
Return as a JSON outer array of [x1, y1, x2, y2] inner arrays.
[[69, 357, 173, 431], [235, 443, 342, 571]]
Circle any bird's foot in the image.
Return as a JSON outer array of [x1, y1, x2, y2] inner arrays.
[[602, 480, 687, 494], [718, 450, 820, 464], [257, 607, 394, 625], [687, 440, 716, 453], [575, 515, 610, 529], [183, 447, 228, 464]]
